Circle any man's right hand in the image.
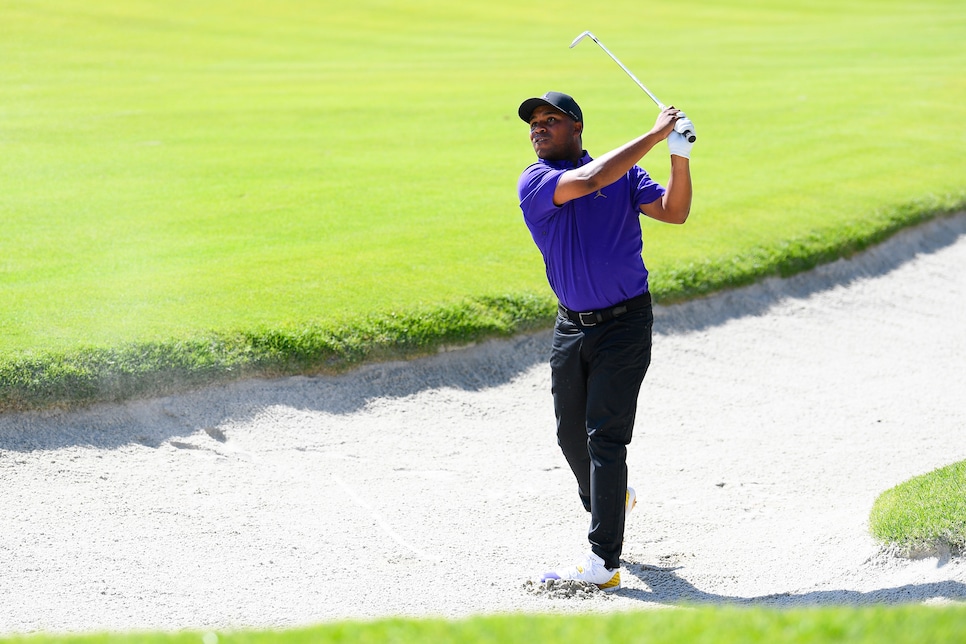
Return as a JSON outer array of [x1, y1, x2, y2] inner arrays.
[[651, 106, 684, 139]]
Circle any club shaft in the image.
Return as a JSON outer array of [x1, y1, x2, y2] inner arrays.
[[571, 31, 696, 142], [586, 34, 665, 110]]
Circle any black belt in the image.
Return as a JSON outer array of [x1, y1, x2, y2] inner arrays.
[[558, 291, 651, 327]]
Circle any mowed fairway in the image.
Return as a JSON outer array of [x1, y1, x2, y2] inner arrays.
[[2, 0, 964, 365]]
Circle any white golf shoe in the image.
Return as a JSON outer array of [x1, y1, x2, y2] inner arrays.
[[540, 551, 621, 592]]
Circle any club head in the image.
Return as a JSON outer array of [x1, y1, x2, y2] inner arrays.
[[569, 31, 595, 48]]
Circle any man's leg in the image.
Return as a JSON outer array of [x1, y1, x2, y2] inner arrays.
[[550, 316, 593, 512], [584, 308, 653, 569]]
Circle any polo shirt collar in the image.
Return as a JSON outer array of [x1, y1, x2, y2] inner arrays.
[[540, 150, 592, 170]]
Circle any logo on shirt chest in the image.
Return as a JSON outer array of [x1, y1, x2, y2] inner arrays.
[[593, 189, 607, 199]]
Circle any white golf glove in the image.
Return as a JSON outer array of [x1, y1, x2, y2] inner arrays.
[[668, 117, 695, 159]]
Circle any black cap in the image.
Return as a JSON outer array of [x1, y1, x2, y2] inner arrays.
[[518, 91, 583, 123]]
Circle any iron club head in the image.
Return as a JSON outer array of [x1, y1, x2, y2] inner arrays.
[[569, 31, 595, 48]]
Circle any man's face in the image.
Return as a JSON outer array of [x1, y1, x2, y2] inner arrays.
[[528, 105, 582, 161]]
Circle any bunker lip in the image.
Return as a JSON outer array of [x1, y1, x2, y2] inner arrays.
[[1, 212, 965, 634]]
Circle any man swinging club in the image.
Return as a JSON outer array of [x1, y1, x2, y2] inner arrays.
[[516, 91, 694, 591]]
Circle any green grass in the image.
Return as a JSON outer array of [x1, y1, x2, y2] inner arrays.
[[2, 0, 964, 408], [4, 606, 966, 643], [871, 460, 966, 556]]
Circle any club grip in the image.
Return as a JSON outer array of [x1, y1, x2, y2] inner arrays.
[[673, 119, 696, 143]]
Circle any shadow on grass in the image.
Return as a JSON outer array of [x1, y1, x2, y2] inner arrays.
[[623, 562, 966, 607]]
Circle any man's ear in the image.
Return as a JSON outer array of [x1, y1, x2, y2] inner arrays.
[[573, 120, 583, 137]]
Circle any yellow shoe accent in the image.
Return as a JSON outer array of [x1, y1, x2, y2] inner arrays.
[[597, 570, 621, 592], [626, 487, 637, 517]]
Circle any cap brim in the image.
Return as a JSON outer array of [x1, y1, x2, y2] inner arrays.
[[518, 97, 555, 123]]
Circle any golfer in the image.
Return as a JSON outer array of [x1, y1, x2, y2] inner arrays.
[[517, 91, 693, 591]]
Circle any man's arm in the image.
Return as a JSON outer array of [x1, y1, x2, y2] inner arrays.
[[640, 153, 691, 224], [553, 107, 682, 206]]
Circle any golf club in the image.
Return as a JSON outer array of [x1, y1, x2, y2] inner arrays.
[[570, 31, 696, 143]]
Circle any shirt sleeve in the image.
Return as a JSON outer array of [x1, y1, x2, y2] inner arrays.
[[630, 165, 666, 208], [517, 163, 565, 226]]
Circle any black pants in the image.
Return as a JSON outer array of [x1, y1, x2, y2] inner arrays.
[[550, 301, 653, 570]]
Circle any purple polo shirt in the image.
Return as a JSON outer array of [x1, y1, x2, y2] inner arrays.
[[517, 151, 665, 311]]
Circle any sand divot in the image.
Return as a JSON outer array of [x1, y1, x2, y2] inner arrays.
[[523, 579, 607, 600]]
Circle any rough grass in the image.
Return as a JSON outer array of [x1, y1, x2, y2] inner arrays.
[[870, 461, 966, 557], [0, 294, 554, 411], [649, 194, 964, 302], [4, 605, 966, 643]]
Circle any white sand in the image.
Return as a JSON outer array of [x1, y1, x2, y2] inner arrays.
[[2, 213, 966, 635]]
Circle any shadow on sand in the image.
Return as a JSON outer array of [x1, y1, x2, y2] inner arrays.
[[622, 562, 966, 607]]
